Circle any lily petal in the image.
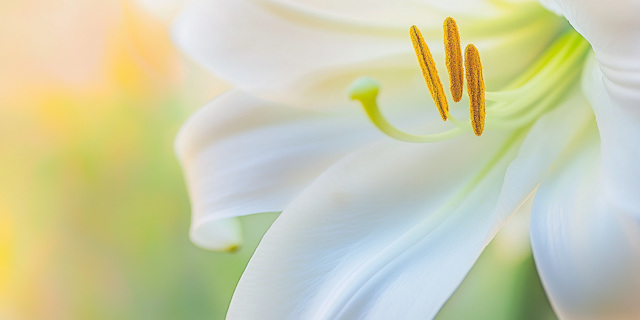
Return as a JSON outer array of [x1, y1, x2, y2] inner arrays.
[[530, 54, 640, 320], [228, 95, 591, 319], [582, 54, 640, 219], [530, 129, 640, 320], [176, 91, 377, 250], [172, 0, 563, 109], [538, 0, 640, 116]]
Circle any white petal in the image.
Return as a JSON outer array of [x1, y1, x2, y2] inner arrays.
[[541, 0, 640, 116], [581, 55, 640, 216], [228, 95, 591, 319], [531, 54, 640, 320], [535, 0, 563, 15], [176, 91, 377, 251], [529, 131, 640, 320], [172, 0, 564, 109], [437, 197, 554, 320]]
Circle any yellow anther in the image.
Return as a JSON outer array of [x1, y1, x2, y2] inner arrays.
[[444, 17, 464, 103], [465, 44, 486, 136], [410, 25, 449, 121]]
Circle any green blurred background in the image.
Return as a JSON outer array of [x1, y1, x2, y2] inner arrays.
[[0, 0, 557, 319]]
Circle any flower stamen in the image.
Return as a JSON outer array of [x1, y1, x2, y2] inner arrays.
[[349, 22, 589, 145], [444, 17, 464, 103], [485, 30, 591, 130], [410, 25, 449, 121], [465, 44, 486, 136]]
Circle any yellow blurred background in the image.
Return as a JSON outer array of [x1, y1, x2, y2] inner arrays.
[[0, 1, 279, 319], [0, 1, 557, 319]]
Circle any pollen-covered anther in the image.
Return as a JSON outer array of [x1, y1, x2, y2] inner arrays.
[[444, 17, 464, 103], [410, 25, 449, 121], [465, 44, 486, 136]]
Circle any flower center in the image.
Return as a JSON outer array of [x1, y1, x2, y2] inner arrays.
[[348, 18, 591, 143]]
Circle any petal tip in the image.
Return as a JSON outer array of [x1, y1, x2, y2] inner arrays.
[[190, 217, 244, 252]]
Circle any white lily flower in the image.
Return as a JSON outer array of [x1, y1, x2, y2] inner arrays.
[[172, 0, 640, 319]]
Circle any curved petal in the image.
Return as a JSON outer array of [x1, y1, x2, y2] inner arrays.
[[172, 0, 564, 109], [175, 91, 378, 251], [582, 55, 640, 219], [539, 0, 640, 116], [437, 197, 557, 320], [530, 133, 640, 320], [531, 54, 640, 320], [228, 94, 592, 319]]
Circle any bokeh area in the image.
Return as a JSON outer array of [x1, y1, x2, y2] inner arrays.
[[0, 1, 277, 319], [0, 1, 556, 319]]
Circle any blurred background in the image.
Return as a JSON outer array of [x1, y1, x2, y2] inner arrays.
[[0, 1, 277, 319], [0, 0, 556, 319]]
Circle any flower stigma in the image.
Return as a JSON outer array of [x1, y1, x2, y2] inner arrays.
[[349, 18, 591, 143]]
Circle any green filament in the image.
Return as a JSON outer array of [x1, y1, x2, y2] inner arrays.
[[348, 77, 465, 143]]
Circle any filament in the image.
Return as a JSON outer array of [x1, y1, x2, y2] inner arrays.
[[348, 77, 464, 143]]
